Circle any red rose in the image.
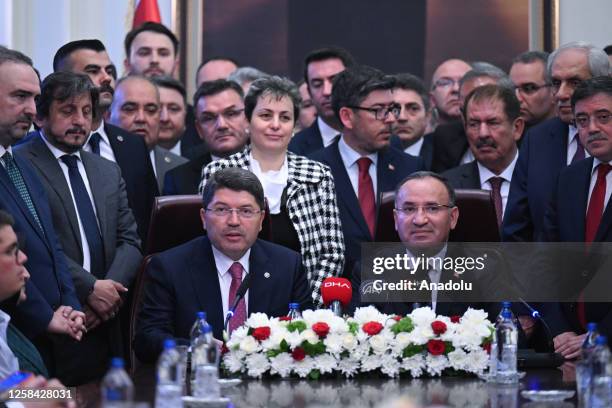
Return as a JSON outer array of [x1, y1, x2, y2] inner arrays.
[[482, 342, 492, 354], [220, 343, 230, 355], [312, 322, 330, 338], [292, 347, 306, 361], [279, 316, 292, 322], [392, 315, 402, 322], [450, 315, 461, 324], [362, 321, 383, 336], [431, 320, 447, 335], [252, 326, 271, 341], [427, 339, 446, 356]]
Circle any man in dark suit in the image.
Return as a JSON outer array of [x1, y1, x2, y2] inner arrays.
[[289, 47, 355, 156], [53, 39, 158, 242], [541, 76, 612, 359], [135, 168, 312, 362], [392, 73, 434, 169], [444, 85, 523, 226], [431, 64, 514, 173], [163, 80, 249, 195], [0, 46, 85, 375], [310, 65, 424, 277], [16, 72, 143, 384], [503, 42, 610, 242]]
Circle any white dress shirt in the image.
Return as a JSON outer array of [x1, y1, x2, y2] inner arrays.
[[407, 245, 447, 313], [338, 136, 379, 198], [403, 138, 424, 157], [476, 150, 519, 218], [587, 158, 612, 212], [566, 125, 590, 165], [211, 245, 250, 319], [149, 149, 157, 178], [41, 134, 99, 273], [169, 140, 182, 157], [318, 117, 341, 147], [249, 153, 288, 214], [460, 148, 475, 165], [83, 121, 117, 162], [0, 310, 20, 379], [0, 145, 13, 164]]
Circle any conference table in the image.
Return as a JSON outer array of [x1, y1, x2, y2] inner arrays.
[[132, 363, 579, 407]]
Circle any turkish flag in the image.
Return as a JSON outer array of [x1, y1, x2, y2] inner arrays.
[[133, 0, 161, 28]]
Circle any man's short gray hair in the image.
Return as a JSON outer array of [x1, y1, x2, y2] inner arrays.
[[547, 41, 610, 80]]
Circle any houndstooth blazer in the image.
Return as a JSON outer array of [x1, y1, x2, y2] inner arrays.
[[199, 146, 345, 306]]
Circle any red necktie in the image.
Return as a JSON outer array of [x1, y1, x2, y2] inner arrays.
[[488, 177, 504, 227], [357, 157, 376, 237], [228, 262, 247, 333], [578, 163, 612, 328]]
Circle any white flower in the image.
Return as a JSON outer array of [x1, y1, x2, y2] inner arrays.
[[337, 357, 360, 377], [269, 352, 293, 377], [245, 353, 269, 378], [301, 329, 319, 345], [245, 312, 271, 328], [407, 325, 435, 345], [227, 325, 249, 346], [302, 309, 336, 325], [401, 354, 425, 377], [380, 353, 400, 378], [425, 354, 448, 376], [410, 307, 436, 327], [447, 348, 469, 371], [353, 306, 387, 324], [284, 329, 303, 349], [222, 352, 244, 373], [360, 354, 382, 372], [314, 354, 337, 374], [341, 333, 358, 351], [369, 334, 388, 354], [260, 328, 287, 351], [464, 348, 489, 374], [323, 333, 344, 354], [239, 336, 260, 354], [293, 356, 315, 378]]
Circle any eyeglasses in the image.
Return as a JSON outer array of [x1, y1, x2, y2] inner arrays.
[[574, 111, 612, 129], [395, 204, 454, 216], [198, 108, 245, 127], [205, 207, 263, 219], [513, 83, 551, 95], [1, 243, 20, 262], [433, 78, 460, 89], [347, 103, 401, 121]]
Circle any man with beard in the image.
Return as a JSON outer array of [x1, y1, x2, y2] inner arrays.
[[15, 72, 141, 385], [163, 80, 249, 195], [52, 39, 158, 242], [444, 85, 523, 227]]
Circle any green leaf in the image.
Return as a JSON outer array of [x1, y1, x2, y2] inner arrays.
[[287, 320, 307, 333], [402, 344, 424, 358], [348, 321, 359, 335], [302, 341, 326, 356], [444, 341, 455, 354], [391, 317, 415, 334], [308, 369, 321, 380], [279, 339, 289, 353]]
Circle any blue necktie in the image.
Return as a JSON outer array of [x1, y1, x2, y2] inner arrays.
[[88, 132, 101, 155], [1, 152, 44, 233], [60, 155, 105, 277]]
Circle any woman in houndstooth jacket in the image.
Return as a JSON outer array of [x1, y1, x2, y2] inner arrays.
[[199, 76, 344, 307]]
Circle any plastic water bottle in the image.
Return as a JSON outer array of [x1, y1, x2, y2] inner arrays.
[[496, 302, 518, 326], [496, 309, 518, 384], [582, 322, 600, 361], [101, 358, 134, 407], [288, 303, 302, 320], [488, 328, 498, 380], [155, 339, 183, 408], [191, 322, 220, 399], [590, 336, 612, 407], [190, 311, 209, 341]]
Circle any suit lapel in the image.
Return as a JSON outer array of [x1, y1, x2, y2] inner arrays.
[[189, 238, 225, 327], [377, 149, 399, 193], [248, 240, 272, 314], [570, 159, 592, 241], [464, 161, 482, 189], [105, 123, 128, 167], [551, 119, 569, 168]]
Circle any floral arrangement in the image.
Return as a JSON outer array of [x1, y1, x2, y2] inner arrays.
[[223, 306, 494, 379]]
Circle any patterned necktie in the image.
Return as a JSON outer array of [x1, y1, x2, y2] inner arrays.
[[228, 262, 247, 333], [88, 132, 102, 155], [488, 177, 504, 227], [357, 157, 376, 238], [1, 152, 43, 232], [61, 155, 105, 277], [571, 135, 586, 164]]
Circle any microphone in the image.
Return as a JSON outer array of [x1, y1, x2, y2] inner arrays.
[[518, 297, 554, 352], [321, 277, 352, 316], [223, 273, 252, 339]]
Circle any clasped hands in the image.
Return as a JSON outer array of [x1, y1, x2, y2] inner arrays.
[[84, 279, 128, 330]]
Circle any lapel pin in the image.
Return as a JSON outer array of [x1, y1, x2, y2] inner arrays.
[[388, 164, 395, 171], [264, 272, 270, 279], [164, 156, 171, 163], [117, 135, 124, 142]]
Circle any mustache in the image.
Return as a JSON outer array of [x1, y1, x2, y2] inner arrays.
[[16, 114, 33, 122], [587, 133, 607, 143], [475, 138, 497, 149], [98, 84, 114, 95], [65, 127, 87, 136]]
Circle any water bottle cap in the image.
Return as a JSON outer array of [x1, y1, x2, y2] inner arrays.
[[501, 309, 513, 319], [501, 301, 511, 307], [163, 339, 176, 349], [110, 357, 124, 368], [196, 311, 207, 320], [202, 324, 212, 334], [289, 303, 299, 309], [587, 322, 598, 332], [595, 336, 607, 346]]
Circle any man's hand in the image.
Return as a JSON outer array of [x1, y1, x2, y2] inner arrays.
[[83, 305, 102, 330], [553, 331, 586, 360], [47, 306, 84, 341], [87, 279, 127, 321]]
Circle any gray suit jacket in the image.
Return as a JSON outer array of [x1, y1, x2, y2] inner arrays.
[[16, 134, 142, 302], [153, 146, 188, 192], [442, 161, 482, 190]]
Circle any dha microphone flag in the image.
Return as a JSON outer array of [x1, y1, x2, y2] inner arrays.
[[321, 277, 352, 306]]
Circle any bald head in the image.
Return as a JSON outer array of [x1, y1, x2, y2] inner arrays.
[[430, 59, 472, 123]]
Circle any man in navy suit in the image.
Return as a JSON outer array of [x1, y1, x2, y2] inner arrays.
[[310, 65, 424, 277], [289, 47, 355, 156], [0, 46, 85, 374], [541, 77, 612, 359], [503, 42, 610, 242], [53, 39, 158, 242], [135, 168, 312, 362]]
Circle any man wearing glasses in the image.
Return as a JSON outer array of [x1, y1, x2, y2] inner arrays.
[[503, 42, 610, 242], [429, 58, 472, 130], [311, 65, 424, 277], [163, 80, 249, 195], [509, 51, 555, 128], [135, 168, 312, 362]]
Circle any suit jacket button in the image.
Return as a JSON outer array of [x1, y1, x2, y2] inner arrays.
[[581, 270, 588, 277]]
